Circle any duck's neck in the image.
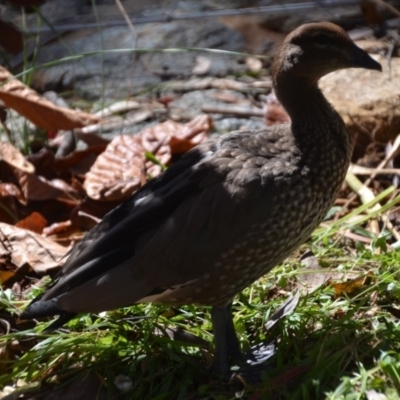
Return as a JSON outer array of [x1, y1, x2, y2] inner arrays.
[[275, 78, 327, 123], [275, 78, 354, 155]]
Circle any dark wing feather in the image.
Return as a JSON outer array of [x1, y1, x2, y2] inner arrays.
[[21, 140, 219, 318], [22, 128, 296, 319]]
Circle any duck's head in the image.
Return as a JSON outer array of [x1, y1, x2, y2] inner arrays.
[[273, 22, 382, 85]]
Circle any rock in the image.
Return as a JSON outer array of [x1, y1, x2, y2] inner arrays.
[[169, 89, 244, 120], [320, 54, 400, 158], [32, 19, 246, 99]]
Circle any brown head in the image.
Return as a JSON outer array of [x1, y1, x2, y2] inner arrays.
[[272, 22, 382, 88]]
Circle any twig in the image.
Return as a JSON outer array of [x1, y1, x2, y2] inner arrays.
[[114, 0, 137, 38], [162, 77, 272, 93], [79, 109, 158, 134], [114, 0, 141, 93], [94, 100, 141, 118], [346, 171, 380, 235], [345, 170, 400, 243], [77, 211, 101, 224], [343, 134, 400, 211], [349, 164, 400, 175]]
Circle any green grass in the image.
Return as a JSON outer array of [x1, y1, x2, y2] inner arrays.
[[2, 192, 400, 399]]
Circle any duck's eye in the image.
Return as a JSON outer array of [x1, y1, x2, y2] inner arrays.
[[314, 34, 330, 46]]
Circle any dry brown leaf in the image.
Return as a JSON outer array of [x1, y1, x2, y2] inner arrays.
[[0, 182, 25, 204], [141, 121, 174, 177], [0, 142, 34, 173], [27, 148, 56, 179], [84, 135, 145, 201], [14, 169, 79, 203], [0, 66, 101, 131], [297, 251, 329, 294], [56, 145, 107, 176], [192, 56, 211, 76], [0, 270, 15, 285], [169, 114, 212, 154], [331, 273, 375, 297], [84, 115, 211, 201], [0, 182, 25, 224], [0, 222, 68, 274], [16, 211, 47, 234], [43, 220, 74, 237]]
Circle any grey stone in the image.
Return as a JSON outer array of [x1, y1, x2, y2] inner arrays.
[[32, 19, 246, 99]]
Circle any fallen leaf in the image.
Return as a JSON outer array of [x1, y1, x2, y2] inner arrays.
[[331, 273, 375, 297], [0, 222, 68, 274], [0, 182, 25, 204], [84, 135, 145, 201], [169, 114, 212, 154], [27, 148, 56, 179], [42, 220, 73, 237], [84, 115, 211, 201], [0, 182, 25, 224], [265, 291, 300, 330], [192, 56, 211, 75], [0, 66, 101, 131], [14, 169, 79, 203], [16, 211, 47, 234], [297, 251, 329, 294], [0, 270, 15, 285], [56, 145, 107, 176], [0, 142, 34, 173]]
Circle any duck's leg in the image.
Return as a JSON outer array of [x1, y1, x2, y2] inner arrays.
[[212, 303, 276, 384], [225, 302, 244, 365], [211, 303, 241, 377]]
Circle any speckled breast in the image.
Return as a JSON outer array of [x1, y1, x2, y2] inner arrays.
[[158, 160, 348, 307]]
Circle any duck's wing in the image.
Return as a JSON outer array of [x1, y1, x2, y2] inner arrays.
[[21, 129, 291, 321]]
